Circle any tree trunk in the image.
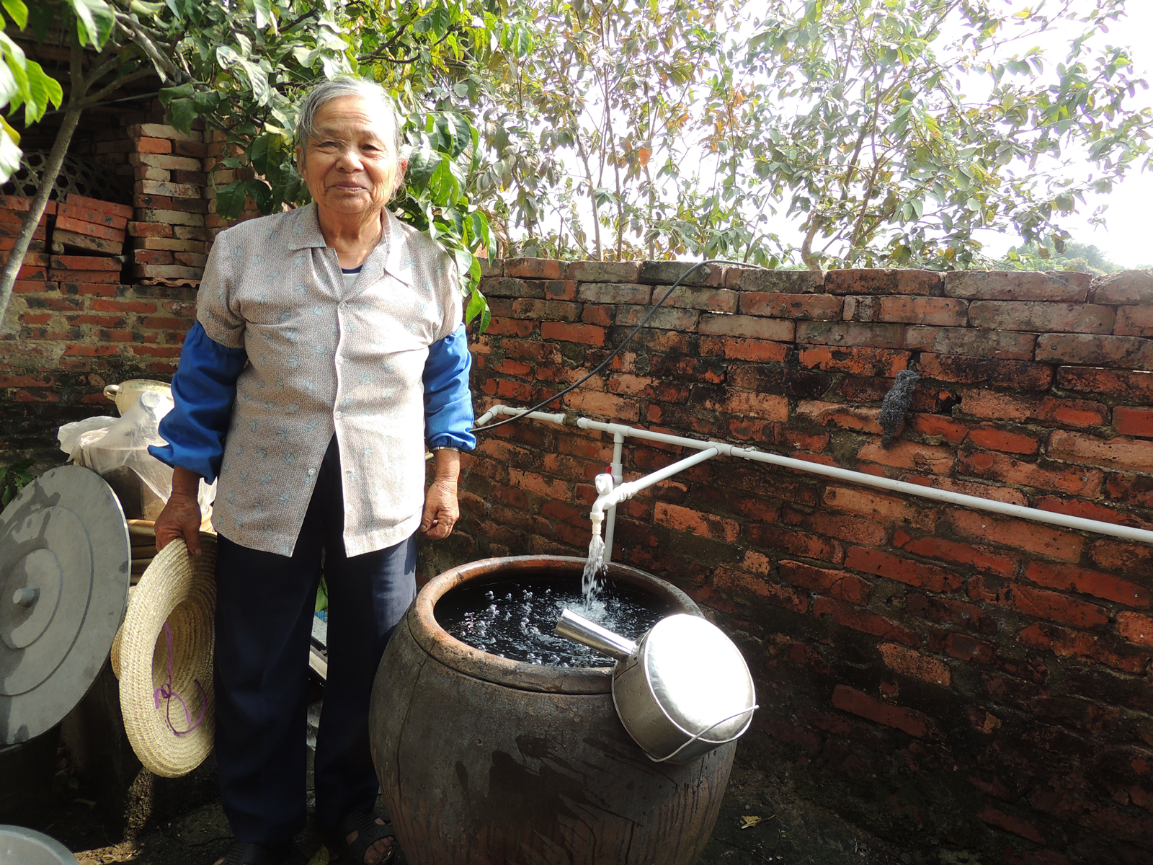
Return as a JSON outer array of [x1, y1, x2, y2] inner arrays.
[[0, 104, 84, 333]]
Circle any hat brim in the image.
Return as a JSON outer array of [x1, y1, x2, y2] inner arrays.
[[119, 535, 216, 778]]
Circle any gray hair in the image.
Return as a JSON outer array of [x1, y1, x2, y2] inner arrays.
[[295, 77, 402, 154]]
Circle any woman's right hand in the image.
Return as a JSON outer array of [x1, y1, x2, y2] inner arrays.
[[155, 467, 205, 555]]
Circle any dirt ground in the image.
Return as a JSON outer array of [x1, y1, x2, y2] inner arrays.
[[9, 731, 930, 865]]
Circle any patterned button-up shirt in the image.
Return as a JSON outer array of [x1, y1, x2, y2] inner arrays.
[[196, 203, 463, 557]]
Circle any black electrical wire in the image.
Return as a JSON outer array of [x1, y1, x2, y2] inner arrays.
[[471, 258, 765, 434]]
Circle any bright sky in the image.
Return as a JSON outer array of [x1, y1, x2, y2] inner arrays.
[[978, 2, 1153, 268]]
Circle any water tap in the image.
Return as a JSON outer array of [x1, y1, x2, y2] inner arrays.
[[595, 471, 614, 496]]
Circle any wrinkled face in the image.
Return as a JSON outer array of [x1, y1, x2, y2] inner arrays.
[[297, 95, 405, 218]]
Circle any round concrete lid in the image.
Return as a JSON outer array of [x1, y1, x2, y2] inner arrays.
[[0, 824, 77, 864], [0, 465, 131, 744]]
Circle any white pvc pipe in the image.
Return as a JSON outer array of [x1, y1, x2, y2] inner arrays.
[[591, 447, 721, 518], [603, 434, 625, 565], [480, 404, 1153, 547]]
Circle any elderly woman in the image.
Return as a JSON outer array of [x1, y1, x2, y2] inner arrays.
[[150, 77, 474, 865]]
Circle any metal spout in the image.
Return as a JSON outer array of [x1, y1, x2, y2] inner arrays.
[[555, 608, 637, 662]]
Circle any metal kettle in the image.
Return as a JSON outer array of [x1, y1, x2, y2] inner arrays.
[[555, 609, 757, 763]]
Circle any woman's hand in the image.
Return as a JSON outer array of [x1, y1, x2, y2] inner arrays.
[[154, 466, 205, 555], [420, 449, 460, 540]]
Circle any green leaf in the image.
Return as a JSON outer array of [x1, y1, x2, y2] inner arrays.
[[166, 97, 198, 134], [253, 0, 276, 32], [23, 61, 62, 124], [66, 0, 115, 48], [215, 180, 249, 220], [27, 0, 52, 40], [0, 115, 22, 184], [2, 0, 27, 30]]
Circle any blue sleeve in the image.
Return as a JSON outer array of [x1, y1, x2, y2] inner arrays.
[[148, 321, 247, 483], [424, 324, 476, 451]]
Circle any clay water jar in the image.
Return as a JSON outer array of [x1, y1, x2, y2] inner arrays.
[[368, 555, 737, 865]]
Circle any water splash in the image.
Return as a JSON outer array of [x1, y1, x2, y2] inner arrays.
[[582, 532, 606, 603]]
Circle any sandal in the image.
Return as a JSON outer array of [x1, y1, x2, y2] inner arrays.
[[325, 811, 397, 865], [215, 841, 304, 865]]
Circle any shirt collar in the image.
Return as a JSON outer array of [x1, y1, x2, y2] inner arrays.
[[285, 203, 412, 288]]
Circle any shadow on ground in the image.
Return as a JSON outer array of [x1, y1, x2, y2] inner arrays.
[[8, 732, 934, 865]]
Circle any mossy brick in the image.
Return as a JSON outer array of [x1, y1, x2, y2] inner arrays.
[[944, 271, 1090, 301], [478, 277, 544, 299], [128, 123, 202, 143], [878, 643, 952, 686], [919, 353, 1053, 389], [661, 285, 739, 313], [576, 282, 651, 304], [904, 325, 1035, 359], [1090, 270, 1153, 305], [638, 260, 722, 286], [725, 267, 824, 293], [173, 140, 209, 158], [566, 261, 640, 283], [741, 292, 842, 320], [617, 306, 700, 332], [968, 301, 1115, 334], [796, 400, 883, 434], [136, 209, 205, 227], [1114, 306, 1153, 338], [799, 345, 910, 377], [135, 179, 201, 199], [825, 269, 942, 297], [1036, 333, 1153, 369], [796, 320, 905, 349]]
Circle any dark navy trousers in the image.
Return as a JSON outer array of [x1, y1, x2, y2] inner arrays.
[[213, 436, 417, 844]]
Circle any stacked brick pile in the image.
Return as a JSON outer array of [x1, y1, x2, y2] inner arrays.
[[127, 122, 210, 284], [438, 260, 1153, 864], [52, 194, 131, 256]]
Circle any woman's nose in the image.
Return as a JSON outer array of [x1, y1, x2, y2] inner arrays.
[[335, 146, 364, 171]]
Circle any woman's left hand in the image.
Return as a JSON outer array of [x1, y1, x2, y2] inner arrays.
[[420, 448, 461, 539]]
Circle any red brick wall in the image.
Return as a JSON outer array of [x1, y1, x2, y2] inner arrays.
[[442, 260, 1153, 864]]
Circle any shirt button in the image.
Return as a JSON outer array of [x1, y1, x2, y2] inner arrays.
[[307, 468, 316, 477], [339, 301, 348, 310], [334, 410, 343, 420]]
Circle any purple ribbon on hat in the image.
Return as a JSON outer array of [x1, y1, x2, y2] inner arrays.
[[153, 622, 206, 736]]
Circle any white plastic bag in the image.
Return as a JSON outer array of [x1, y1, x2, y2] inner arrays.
[[57, 390, 215, 519]]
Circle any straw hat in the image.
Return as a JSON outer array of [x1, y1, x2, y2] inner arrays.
[[118, 534, 217, 778]]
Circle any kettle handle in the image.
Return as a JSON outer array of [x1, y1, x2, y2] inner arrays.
[[554, 608, 637, 662], [103, 384, 121, 401]]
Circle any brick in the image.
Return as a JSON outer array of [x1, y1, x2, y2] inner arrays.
[[741, 292, 842, 320], [704, 390, 789, 421], [1113, 406, 1153, 438], [508, 299, 580, 321], [49, 255, 121, 271], [128, 221, 173, 238], [943, 633, 997, 664], [857, 439, 955, 474], [478, 276, 541, 299], [654, 502, 740, 541], [563, 390, 638, 422], [173, 139, 209, 158], [1115, 306, 1153, 337], [131, 264, 202, 280], [1024, 561, 1148, 607], [782, 509, 889, 547], [136, 209, 205, 227], [956, 450, 1102, 497], [713, 568, 809, 610], [53, 271, 122, 285], [134, 137, 173, 154], [701, 337, 789, 363], [724, 268, 823, 293], [503, 258, 563, 280], [135, 165, 170, 182], [1056, 367, 1153, 403], [698, 313, 793, 341], [58, 202, 129, 231], [946, 509, 1084, 562], [0, 195, 56, 214], [798, 345, 910, 377], [959, 391, 1107, 429], [576, 282, 650, 304], [1090, 539, 1153, 573], [1117, 612, 1153, 647], [831, 685, 929, 736], [895, 534, 1019, 579], [130, 152, 204, 171], [1035, 333, 1153, 369], [135, 179, 201, 198], [55, 215, 126, 242], [51, 229, 123, 255], [174, 170, 209, 186], [904, 326, 1036, 359], [778, 559, 873, 604], [616, 307, 700, 332], [638, 260, 722, 286], [917, 352, 1056, 392], [1104, 473, 1153, 509], [129, 122, 201, 142], [824, 485, 937, 531], [796, 320, 905, 348], [1002, 583, 1110, 629], [825, 269, 941, 297], [1090, 270, 1153, 304], [62, 194, 132, 220], [845, 546, 963, 593], [967, 301, 1115, 334], [134, 248, 174, 265], [878, 643, 951, 686], [137, 237, 207, 252], [977, 806, 1046, 845], [1020, 622, 1147, 674], [967, 426, 1039, 455], [796, 400, 882, 434], [747, 521, 844, 563], [564, 261, 639, 282], [663, 285, 739, 313], [1048, 429, 1153, 473], [944, 271, 1088, 302], [845, 295, 968, 326]]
